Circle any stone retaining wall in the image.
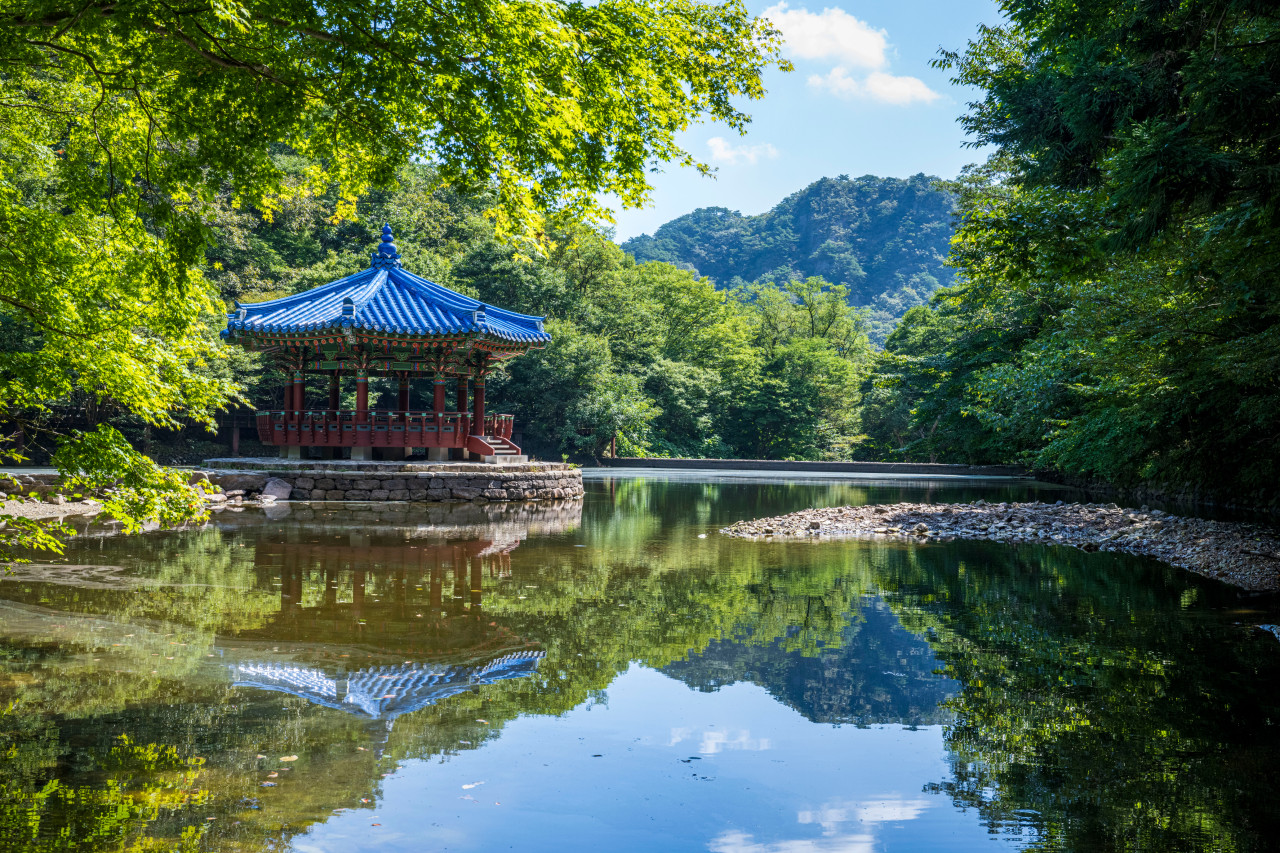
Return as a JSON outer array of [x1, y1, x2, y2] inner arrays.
[[200, 461, 583, 503]]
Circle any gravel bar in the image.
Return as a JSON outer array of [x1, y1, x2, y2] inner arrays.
[[720, 500, 1280, 592]]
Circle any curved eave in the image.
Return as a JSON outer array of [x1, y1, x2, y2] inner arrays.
[[222, 263, 551, 345]]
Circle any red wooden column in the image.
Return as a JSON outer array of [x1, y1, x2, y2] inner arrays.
[[432, 373, 446, 413], [471, 373, 486, 435], [356, 369, 369, 420], [398, 374, 411, 411], [353, 368, 371, 460], [328, 372, 340, 410], [292, 370, 305, 411], [451, 377, 469, 460]]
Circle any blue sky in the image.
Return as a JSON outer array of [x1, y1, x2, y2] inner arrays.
[[609, 0, 1002, 241]]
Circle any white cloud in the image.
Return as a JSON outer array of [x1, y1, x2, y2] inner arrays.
[[766, 3, 941, 106], [763, 2, 887, 68], [707, 137, 780, 166], [807, 68, 939, 105]]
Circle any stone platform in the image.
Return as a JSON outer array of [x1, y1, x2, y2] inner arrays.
[[200, 458, 583, 503]]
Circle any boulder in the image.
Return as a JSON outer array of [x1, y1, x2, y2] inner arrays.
[[207, 472, 269, 493], [261, 477, 293, 500]]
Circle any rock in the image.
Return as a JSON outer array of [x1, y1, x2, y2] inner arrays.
[[370, 489, 390, 500], [46, 494, 67, 505], [224, 489, 246, 497], [808, 520, 822, 530], [295, 477, 315, 490], [344, 489, 370, 500], [261, 478, 293, 500], [206, 493, 227, 504], [207, 472, 269, 492]]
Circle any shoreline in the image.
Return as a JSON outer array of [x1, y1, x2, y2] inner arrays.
[[1, 498, 102, 522], [720, 501, 1280, 592]]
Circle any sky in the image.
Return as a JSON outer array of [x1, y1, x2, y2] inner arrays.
[[609, 0, 1002, 241]]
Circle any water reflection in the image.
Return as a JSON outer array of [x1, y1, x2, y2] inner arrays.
[[0, 480, 1277, 853]]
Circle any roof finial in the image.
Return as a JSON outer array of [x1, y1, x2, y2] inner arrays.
[[371, 223, 402, 269]]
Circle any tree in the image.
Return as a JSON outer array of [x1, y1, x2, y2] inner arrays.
[[0, 0, 788, 555], [903, 0, 1280, 498]]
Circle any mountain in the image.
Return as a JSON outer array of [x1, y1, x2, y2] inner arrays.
[[620, 173, 957, 342]]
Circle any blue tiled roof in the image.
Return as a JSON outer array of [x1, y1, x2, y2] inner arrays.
[[223, 225, 550, 345]]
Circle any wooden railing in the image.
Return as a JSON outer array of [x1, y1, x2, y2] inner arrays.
[[254, 410, 514, 448]]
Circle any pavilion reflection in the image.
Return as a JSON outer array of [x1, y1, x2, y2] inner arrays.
[[217, 501, 581, 719]]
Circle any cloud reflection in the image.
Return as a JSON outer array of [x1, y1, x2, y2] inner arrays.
[[668, 728, 772, 754], [798, 797, 931, 834], [708, 829, 876, 853]]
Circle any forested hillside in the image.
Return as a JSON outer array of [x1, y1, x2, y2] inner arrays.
[[859, 0, 1280, 506], [621, 174, 955, 341]]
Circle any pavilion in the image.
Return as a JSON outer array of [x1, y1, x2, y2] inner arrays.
[[221, 225, 550, 461]]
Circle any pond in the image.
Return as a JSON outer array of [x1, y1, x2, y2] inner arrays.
[[1, 473, 1278, 852]]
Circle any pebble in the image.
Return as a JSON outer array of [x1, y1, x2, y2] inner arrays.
[[720, 501, 1280, 592]]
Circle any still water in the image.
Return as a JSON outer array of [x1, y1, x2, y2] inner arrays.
[[1, 474, 1278, 852]]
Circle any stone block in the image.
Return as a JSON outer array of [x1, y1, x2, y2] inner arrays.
[[345, 489, 371, 500], [409, 489, 428, 500], [291, 489, 311, 501], [261, 477, 293, 500], [335, 478, 353, 490], [384, 479, 407, 490], [370, 489, 390, 500], [452, 487, 481, 500], [295, 477, 315, 489], [482, 488, 509, 500], [315, 478, 335, 490], [355, 479, 380, 490], [388, 489, 409, 500]]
